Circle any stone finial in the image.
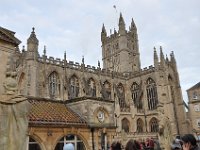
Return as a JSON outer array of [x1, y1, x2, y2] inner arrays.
[[43, 45, 46, 55], [64, 51, 66, 60], [154, 47, 158, 68], [165, 54, 169, 62], [101, 23, 107, 42], [22, 45, 25, 52], [82, 55, 84, 64], [130, 18, 137, 31], [160, 46, 165, 67], [98, 60, 100, 68], [118, 12, 126, 34], [27, 27, 38, 45], [102, 23, 106, 34], [170, 51, 176, 64]]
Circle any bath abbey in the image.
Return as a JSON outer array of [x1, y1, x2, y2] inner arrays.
[[0, 14, 190, 150]]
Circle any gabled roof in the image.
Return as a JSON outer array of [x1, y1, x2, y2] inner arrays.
[[28, 97, 87, 127], [0, 27, 21, 46], [187, 82, 200, 91]]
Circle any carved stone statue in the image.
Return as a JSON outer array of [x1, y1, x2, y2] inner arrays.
[[83, 77, 89, 96], [100, 81, 111, 99], [157, 105, 172, 150], [0, 69, 30, 149], [3, 71, 18, 95], [114, 84, 126, 108]]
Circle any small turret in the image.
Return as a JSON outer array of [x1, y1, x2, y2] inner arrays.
[[170, 51, 176, 63], [42, 45, 47, 61], [27, 27, 39, 60], [166, 54, 169, 64], [82, 55, 85, 65], [170, 51, 177, 70], [118, 13, 126, 35], [160, 46, 165, 67], [130, 18, 137, 31], [43, 46, 46, 56], [98, 60, 100, 68], [64, 51, 67, 65], [154, 47, 159, 68], [101, 24, 107, 43], [27, 27, 38, 48]]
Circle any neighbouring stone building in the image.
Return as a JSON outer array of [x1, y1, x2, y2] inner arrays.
[[0, 14, 189, 150], [187, 82, 200, 140]]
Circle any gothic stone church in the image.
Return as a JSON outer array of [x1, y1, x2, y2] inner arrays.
[[0, 14, 189, 150]]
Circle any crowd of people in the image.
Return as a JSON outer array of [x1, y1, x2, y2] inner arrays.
[[62, 134, 199, 150], [111, 138, 157, 150], [111, 134, 200, 150]]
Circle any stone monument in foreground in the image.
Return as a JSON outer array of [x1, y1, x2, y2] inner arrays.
[[0, 57, 30, 150]]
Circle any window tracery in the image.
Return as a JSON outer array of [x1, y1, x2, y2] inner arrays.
[[146, 78, 158, 110], [48, 71, 60, 98], [68, 75, 79, 99], [131, 82, 143, 109], [88, 78, 96, 97], [149, 117, 159, 132]]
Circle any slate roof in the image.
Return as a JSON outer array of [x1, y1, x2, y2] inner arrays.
[[187, 82, 200, 91], [0, 27, 21, 46], [28, 97, 87, 127]]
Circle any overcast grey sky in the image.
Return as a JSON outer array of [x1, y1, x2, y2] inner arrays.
[[1, 0, 200, 102]]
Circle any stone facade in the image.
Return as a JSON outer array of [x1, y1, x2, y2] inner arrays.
[[187, 82, 200, 138], [0, 14, 190, 150]]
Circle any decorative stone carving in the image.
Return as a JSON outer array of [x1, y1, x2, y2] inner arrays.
[[158, 104, 172, 150], [3, 72, 18, 95], [114, 84, 126, 108], [0, 61, 30, 150], [100, 81, 111, 100]]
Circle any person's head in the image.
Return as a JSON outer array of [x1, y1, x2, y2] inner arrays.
[[181, 134, 197, 149], [125, 139, 140, 150], [111, 141, 122, 150], [63, 143, 74, 150], [171, 139, 182, 150]]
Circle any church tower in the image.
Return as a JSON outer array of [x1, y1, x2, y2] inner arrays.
[[101, 13, 141, 73]]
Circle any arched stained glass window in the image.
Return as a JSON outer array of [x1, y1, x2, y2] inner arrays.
[[146, 78, 158, 110], [88, 78, 96, 97], [68, 75, 79, 99], [149, 117, 159, 132], [48, 71, 60, 98]]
